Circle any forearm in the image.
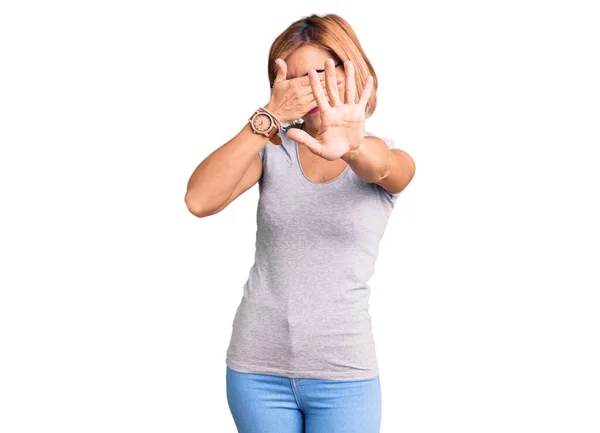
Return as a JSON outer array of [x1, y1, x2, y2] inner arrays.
[[340, 136, 392, 184], [185, 121, 268, 216]]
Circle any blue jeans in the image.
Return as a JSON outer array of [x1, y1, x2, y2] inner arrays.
[[226, 365, 382, 433]]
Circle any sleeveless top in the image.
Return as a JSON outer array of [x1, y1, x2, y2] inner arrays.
[[225, 127, 403, 380]]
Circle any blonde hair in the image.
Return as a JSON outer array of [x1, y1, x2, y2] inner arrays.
[[267, 13, 379, 119]]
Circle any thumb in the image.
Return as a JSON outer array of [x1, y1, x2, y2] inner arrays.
[[286, 128, 321, 156], [272, 58, 287, 87]]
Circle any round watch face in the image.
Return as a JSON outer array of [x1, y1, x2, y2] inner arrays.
[[253, 113, 272, 132]]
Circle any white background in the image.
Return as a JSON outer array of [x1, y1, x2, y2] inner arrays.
[[1, 1, 599, 432]]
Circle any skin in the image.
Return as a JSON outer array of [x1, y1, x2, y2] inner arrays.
[[183, 45, 415, 218], [282, 45, 351, 144], [277, 45, 416, 192]]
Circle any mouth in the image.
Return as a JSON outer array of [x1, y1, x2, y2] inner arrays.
[[307, 107, 319, 114]]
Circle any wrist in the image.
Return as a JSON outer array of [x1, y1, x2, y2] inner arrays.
[[341, 142, 364, 164], [263, 103, 286, 125]]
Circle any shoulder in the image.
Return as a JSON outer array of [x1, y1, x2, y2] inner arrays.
[[364, 131, 397, 149]]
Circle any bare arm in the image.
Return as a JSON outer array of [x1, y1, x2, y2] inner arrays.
[[184, 121, 269, 218], [184, 58, 328, 217], [341, 136, 416, 194]]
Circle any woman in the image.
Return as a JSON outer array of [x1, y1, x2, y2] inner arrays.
[[185, 13, 416, 433]]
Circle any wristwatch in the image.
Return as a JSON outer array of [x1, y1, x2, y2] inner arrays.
[[248, 108, 282, 145]]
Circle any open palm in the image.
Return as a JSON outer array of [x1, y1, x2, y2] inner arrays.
[[286, 59, 374, 161]]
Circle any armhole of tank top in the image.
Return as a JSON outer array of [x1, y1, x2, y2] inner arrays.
[[258, 144, 266, 186]]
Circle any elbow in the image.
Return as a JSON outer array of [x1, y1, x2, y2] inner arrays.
[[185, 190, 211, 218]]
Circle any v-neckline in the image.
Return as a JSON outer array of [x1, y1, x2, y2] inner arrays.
[[293, 140, 350, 186]]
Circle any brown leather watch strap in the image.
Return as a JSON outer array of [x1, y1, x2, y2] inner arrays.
[[269, 125, 282, 145]]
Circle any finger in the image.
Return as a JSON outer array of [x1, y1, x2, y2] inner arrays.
[[305, 90, 336, 106], [297, 70, 324, 87], [308, 68, 330, 111], [272, 58, 287, 87], [298, 93, 321, 115], [298, 78, 339, 97], [285, 127, 322, 157], [358, 74, 374, 108], [344, 61, 356, 105], [297, 70, 341, 88], [325, 59, 342, 106]]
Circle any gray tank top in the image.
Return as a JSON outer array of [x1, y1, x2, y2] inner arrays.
[[226, 127, 402, 380]]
